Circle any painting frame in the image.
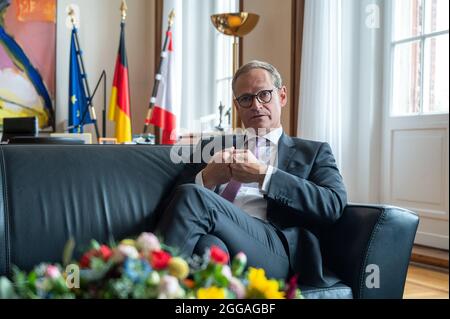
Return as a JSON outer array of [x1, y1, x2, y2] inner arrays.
[[0, 0, 57, 132]]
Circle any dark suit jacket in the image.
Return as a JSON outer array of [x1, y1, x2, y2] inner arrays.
[[169, 133, 347, 287]]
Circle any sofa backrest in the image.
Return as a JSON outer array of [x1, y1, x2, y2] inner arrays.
[[0, 145, 185, 275]]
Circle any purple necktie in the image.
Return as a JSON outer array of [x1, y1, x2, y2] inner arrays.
[[220, 179, 242, 202], [220, 137, 264, 203]]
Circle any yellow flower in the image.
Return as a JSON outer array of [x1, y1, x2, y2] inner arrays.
[[247, 268, 285, 299], [120, 239, 136, 247], [197, 286, 227, 299], [168, 257, 190, 280]]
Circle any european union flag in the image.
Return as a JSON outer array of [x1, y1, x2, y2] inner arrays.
[[68, 28, 92, 133]]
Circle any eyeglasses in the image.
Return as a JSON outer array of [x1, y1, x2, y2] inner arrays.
[[235, 89, 276, 109]]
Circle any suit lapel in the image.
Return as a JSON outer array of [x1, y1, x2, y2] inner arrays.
[[233, 134, 246, 149], [277, 133, 296, 171]]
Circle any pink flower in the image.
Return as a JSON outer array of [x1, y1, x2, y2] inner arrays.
[[45, 265, 61, 279], [229, 277, 246, 299], [137, 232, 161, 255]]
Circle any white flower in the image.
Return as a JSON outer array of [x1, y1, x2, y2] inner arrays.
[[158, 275, 184, 299], [235, 252, 247, 264], [136, 232, 161, 255], [221, 265, 233, 280], [117, 244, 139, 259]]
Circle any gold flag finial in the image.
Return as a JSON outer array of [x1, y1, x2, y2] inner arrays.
[[168, 9, 175, 27], [121, 0, 128, 21], [68, 6, 76, 25]]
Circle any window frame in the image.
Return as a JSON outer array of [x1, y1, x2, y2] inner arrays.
[[388, 0, 449, 118], [213, 22, 236, 131]]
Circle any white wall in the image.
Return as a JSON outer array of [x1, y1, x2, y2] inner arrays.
[[242, 0, 293, 134], [56, 0, 155, 138]]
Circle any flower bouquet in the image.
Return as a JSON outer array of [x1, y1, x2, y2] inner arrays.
[[0, 232, 303, 299]]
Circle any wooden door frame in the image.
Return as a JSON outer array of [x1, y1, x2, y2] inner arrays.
[[154, 0, 305, 137], [290, 0, 305, 137], [153, 0, 163, 143]]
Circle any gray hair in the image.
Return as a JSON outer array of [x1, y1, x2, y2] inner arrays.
[[232, 60, 283, 94]]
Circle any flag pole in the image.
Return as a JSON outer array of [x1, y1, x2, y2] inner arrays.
[[120, 0, 130, 133], [142, 9, 175, 134], [90, 70, 106, 137], [68, 7, 100, 140]]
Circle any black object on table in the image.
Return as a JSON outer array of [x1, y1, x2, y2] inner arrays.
[[7, 136, 85, 145], [1, 117, 38, 143]]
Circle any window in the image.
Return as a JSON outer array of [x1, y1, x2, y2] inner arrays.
[[163, 0, 238, 134], [213, 3, 237, 132], [391, 0, 449, 116]]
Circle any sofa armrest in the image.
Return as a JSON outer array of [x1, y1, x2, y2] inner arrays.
[[324, 204, 419, 299]]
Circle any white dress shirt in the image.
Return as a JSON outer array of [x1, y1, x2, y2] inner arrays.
[[195, 127, 283, 221]]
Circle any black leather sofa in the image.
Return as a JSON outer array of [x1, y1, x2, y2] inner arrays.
[[0, 145, 419, 299]]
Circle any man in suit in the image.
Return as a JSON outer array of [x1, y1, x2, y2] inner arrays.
[[157, 60, 347, 287]]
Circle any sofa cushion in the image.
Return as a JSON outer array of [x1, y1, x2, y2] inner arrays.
[[300, 283, 353, 299], [0, 145, 185, 275]]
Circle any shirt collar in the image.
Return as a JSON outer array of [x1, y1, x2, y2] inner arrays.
[[245, 127, 283, 145]]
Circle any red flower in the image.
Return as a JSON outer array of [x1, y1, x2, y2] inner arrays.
[[151, 250, 172, 270], [285, 274, 299, 299], [99, 245, 113, 261], [79, 245, 113, 269], [80, 250, 96, 269], [210, 245, 229, 264]]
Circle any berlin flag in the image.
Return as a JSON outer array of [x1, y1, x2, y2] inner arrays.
[[149, 31, 177, 144], [109, 21, 132, 143]]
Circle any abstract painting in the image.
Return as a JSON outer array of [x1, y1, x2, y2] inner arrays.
[[0, 0, 56, 129]]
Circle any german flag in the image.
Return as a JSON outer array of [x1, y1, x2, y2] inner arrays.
[[109, 21, 132, 143]]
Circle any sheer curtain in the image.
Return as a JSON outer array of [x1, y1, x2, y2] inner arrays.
[[162, 0, 238, 134], [297, 0, 343, 167], [297, 0, 384, 203]]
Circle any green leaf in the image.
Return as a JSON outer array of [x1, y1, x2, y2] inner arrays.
[[12, 268, 29, 296], [160, 243, 179, 256], [90, 257, 107, 271], [27, 271, 37, 285], [52, 277, 71, 294], [90, 240, 101, 250], [12, 265, 26, 281], [193, 272, 203, 285], [109, 277, 133, 299], [131, 283, 147, 299], [0, 277, 18, 299], [80, 261, 114, 283], [213, 265, 229, 287], [62, 238, 76, 267], [215, 274, 229, 287]]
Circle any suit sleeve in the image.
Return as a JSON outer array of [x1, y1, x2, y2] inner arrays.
[[176, 141, 205, 185], [266, 142, 347, 225]]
